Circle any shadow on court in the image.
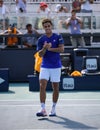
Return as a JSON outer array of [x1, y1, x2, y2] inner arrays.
[[38, 116, 97, 129]]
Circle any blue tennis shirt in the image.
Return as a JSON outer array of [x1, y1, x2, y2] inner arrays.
[[37, 33, 64, 68]]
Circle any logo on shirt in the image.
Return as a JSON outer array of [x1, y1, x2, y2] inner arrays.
[[53, 39, 56, 42]]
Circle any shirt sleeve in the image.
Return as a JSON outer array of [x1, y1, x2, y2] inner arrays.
[[58, 34, 64, 44], [36, 36, 43, 51]]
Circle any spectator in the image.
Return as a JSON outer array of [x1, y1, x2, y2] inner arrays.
[[80, 0, 93, 29], [37, 2, 51, 29], [80, 0, 93, 13], [1, 24, 22, 48], [15, 0, 26, 13], [37, 2, 50, 14], [0, 0, 9, 30], [65, 10, 85, 48], [55, 4, 68, 13], [54, 4, 69, 29], [36, 18, 64, 117], [23, 23, 39, 48], [15, 0, 27, 29], [72, 0, 81, 13]]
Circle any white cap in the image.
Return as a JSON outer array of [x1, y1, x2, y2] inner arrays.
[[55, 4, 62, 12]]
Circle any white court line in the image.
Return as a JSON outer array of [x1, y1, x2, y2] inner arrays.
[[0, 104, 100, 107], [0, 99, 100, 102], [16, 129, 71, 130], [16, 129, 70, 130]]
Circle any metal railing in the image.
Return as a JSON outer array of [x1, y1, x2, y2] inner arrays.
[[0, 12, 100, 33], [0, 12, 100, 48], [0, 33, 100, 49]]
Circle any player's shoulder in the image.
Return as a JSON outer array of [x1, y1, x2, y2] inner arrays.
[[38, 34, 45, 40], [53, 33, 62, 37], [38, 34, 50, 43]]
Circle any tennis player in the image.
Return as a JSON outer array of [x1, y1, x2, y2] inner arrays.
[[36, 18, 64, 117]]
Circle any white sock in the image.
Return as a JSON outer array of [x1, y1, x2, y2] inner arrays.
[[52, 102, 56, 108], [51, 102, 56, 112], [41, 103, 45, 110]]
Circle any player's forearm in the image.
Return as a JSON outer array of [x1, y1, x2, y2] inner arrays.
[[38, 48, 47, 57], [48, 46, 64, 53]]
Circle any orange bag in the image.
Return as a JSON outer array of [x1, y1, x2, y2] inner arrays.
[[70, 70, 82, 77], [34, 52, 42, 73]]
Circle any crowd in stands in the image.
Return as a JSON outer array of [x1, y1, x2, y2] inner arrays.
[[0, 0, 94, 13], [0, 0, 99, 48], [0, 0, 95, 29]]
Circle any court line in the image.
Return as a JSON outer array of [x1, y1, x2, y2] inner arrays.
[[16, 129, 70, 130], [0, 104, 100, 107], [16, 129, 71, 130], [0, 99, 100, 102]]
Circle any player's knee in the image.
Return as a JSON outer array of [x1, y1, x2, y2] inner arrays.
[[52, 85, 59, 91]]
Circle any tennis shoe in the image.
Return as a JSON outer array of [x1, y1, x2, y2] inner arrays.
[[36, 109, 47, 117], [49, 109, 56, 116]]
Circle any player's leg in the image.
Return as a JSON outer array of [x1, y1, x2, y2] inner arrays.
[[36, 68, 49, 117], [49, 68, 61, 116]]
